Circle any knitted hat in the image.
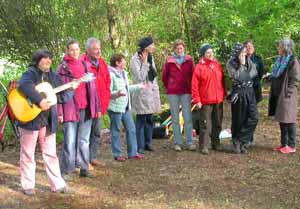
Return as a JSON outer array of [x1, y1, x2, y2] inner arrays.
[[138, 36, 154, 50], [199, 43, 212, 56], [231, 42, 245, 58]]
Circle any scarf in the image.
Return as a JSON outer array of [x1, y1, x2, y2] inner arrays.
[[147, 54, 157, 82], [173, 53, 185, 65], [271, 55, 292, 78]]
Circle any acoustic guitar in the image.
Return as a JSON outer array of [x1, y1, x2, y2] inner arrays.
[[8, 73, 95, 123]]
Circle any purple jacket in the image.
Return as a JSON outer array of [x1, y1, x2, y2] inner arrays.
[[57, 60, 100, 122]]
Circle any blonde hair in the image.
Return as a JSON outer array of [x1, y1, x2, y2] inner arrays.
[[173, 39, 185, 50]]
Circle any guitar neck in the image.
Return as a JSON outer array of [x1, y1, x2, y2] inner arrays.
[[53, 81, 76, 94]]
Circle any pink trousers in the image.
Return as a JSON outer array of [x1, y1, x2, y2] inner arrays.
[[19, 127, 66, 191]]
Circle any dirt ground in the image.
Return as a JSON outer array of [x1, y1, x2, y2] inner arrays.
[[1, 97, 300, 209]]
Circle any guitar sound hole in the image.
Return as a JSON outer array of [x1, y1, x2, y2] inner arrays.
[[40, 92, 47, 99]]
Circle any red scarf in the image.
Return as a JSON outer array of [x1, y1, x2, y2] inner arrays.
[[63, 55, 88, 109]]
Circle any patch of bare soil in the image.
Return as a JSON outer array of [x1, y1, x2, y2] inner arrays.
[[1, 95, 300, 209]]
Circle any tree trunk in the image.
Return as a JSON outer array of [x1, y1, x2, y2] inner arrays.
[[106, 0, 120, 49]]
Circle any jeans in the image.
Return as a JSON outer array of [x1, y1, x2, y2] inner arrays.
[[167, 94, 193, 145], [108, 110, 138, 158], [136, 114, 153, 152], [60, 110, 92, 174], [89, 118, 101, 161]]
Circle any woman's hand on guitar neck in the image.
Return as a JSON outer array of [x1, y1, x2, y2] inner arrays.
[[71, 81, 80, 90], [39, 99, 51, 111]]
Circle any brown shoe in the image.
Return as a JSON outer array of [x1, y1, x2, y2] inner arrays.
[[90, 159, 106, 167]]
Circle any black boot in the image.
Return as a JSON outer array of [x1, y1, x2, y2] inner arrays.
[[233, 141, 241, 154], [240, 143, 248, 154]]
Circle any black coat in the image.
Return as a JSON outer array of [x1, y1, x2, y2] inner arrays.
[[250, 54, 264, 103]]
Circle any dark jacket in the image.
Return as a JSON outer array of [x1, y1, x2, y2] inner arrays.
[[268, 55, 300, 123], [57, 60, 101, 122], [227, 56, 258, 86], [18, 66, 73, 133], [250, 54, 264, 103]]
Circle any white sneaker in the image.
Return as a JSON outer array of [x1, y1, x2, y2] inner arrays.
[[174, 144, 182, 151], [187, 144, 196, 151]]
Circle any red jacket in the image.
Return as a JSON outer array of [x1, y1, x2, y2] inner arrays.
[[162, 55, 194, 94], [80, 54, 111, 114], [192, 58, 226, 105]]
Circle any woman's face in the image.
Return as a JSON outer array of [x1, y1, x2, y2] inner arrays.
[[145, 43, 155, 54], [175, 44, 185, 56], [116, 58, 126, 70], [38, 57, 52, 72], [204, 48, 214, 60], [246, 42, 255, 55], [67, 43, 80, 59], [277, 44, 285, 56]]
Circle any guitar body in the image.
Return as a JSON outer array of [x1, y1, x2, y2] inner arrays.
[[8, 88, 42, 123], [35, 82, 57, 106], [8, 82, 57, 123]]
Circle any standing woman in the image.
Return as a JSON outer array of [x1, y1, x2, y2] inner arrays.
[[227, 43, 258, 154], [244, 40, 264, 147], [108, 54, 146, 161], [191, 44, 226, 154], [18, 50, 74, 195], [57, 39, 100, 180], [162, 39, 195, 151], [130, 36, 161, 154], [269, 38, 300, 154], [244, 40, 264, 103]]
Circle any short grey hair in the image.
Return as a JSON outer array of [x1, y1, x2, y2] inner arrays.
[[278, 38, 295, 55], [85, 37, 101, 50]]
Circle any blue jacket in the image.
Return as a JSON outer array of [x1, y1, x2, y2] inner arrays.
[[18, 66, 73, 133]]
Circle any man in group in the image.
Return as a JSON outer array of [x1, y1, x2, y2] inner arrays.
[[81, 37, 111, 167]]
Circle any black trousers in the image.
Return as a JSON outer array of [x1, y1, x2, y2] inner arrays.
[[231, 87, 258, 144], [279, 123, 296, 148]]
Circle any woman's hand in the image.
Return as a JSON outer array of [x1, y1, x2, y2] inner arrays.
[[239, 53, 246, 65], [139, 82, 151, 89], [71, 80, 80, 90], [97, 112, 102, 118], [39, 99, 51, 111], [196, 102, 202, 109], [117, 90, 126, 97], [58, 115, 63, 123], [139, 51, 148, 64]]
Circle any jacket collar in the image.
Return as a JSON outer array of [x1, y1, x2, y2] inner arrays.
[[166, 54, 192, 64]]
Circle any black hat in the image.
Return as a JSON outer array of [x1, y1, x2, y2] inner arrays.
[[231, 42, 245, 58], [199, 43, 212, 56], [138, 36, 154, 50]]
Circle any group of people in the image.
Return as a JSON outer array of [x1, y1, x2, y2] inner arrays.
[[16, 35, 300, 196], [17, 36, 162, 196]]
